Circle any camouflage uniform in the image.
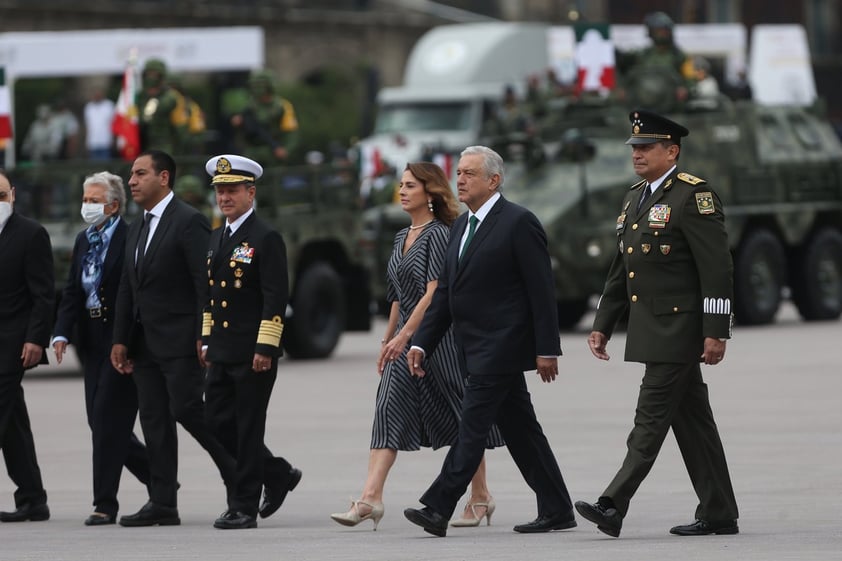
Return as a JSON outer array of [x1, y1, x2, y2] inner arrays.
[[232, 70, 300, 163], [137, 59, 188, 154]]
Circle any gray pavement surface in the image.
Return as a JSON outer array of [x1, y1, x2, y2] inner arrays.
[[3, 304, 841, 560]]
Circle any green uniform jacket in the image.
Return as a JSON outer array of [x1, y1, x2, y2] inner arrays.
[[593, 169, 733, 363], [202, 212, 289, 362]]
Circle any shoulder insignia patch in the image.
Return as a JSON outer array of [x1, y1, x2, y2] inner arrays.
[[677, 172, 706, 185], [695, 192, 715, 214]]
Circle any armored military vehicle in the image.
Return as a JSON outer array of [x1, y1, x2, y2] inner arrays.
[[11, 157, 370, 359]]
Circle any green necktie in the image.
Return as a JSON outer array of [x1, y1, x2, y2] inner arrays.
[[459, 215, 479, 260]]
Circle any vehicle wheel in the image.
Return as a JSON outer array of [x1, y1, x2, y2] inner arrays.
[[557, 299, 589, 331], [734, 229, 786, 325], [284, 263, 346, 359], [792, 228, 842, 321]]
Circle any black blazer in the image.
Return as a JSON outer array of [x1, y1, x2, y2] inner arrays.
[[53, 219, 127, 354], [114, 196, 211, 359], [0, 212, 54, 371], [202, 213, 289, 362], [413, 196, 561, 375]]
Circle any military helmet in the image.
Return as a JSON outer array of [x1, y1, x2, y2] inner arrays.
[[142, 58, 168, 89], [248, 69, 276, 96], [644, 11, 675, 45]]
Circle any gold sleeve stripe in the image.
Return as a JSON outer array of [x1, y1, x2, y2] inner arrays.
[[202, 312, 212, 337], [257, 317, 284, 347]]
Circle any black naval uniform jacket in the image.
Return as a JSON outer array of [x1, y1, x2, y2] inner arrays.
[[202, 212, 288, 362], [593, 169, 733, 363]]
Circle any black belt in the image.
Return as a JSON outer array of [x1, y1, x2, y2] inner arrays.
[[88, 307, 103, 319]]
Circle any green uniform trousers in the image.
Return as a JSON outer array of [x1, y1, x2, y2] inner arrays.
[[601, 361, 738, 521]]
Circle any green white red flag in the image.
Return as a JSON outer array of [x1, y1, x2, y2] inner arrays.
[[0, 68, 12, 139], [574, 23, 615, 94], [112, 56, 140, 161]]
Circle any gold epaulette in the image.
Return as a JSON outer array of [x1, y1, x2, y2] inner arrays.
[[677, 172, 706, 185], [630, 179, 647, 191], [257, 315, 284, 347], [202, 312, 212, 337]]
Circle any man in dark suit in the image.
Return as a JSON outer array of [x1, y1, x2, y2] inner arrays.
[[0, 171, 53, 523], [53, 171, 150, 526], [201, 154, 300, 529], [575, 110, 738, 537], [404, 145, 575, 537], [111, 150, 236, 526]]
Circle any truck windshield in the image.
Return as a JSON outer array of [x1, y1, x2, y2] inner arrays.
[[374, 102, 472, 134]]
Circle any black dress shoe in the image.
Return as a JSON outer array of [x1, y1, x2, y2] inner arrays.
[[84, 512, 115, 526], [259, 467, 302, 519], [119, 502, 180, 527], [670, 519, 739, 536], [0, 503, 50, 522], [574, 500, 623, 537], [214, 510, 257, 530], [404, 507, 448, 537], [513, 512, 577, 533]]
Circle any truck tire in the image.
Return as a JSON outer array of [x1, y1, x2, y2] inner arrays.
[[734, 229, 786, 325], [284, 263, 346, 359], [792, 227, 842, 321], [557, 299, 589, 331]]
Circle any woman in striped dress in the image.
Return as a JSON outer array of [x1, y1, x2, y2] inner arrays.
[[330, 162, 504, 530]]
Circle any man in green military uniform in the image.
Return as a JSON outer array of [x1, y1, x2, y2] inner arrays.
[[137, 59, 188, 154], [230, 70, 300, 163], [575, 110, 739, 538], [201, 154, 301, 529]]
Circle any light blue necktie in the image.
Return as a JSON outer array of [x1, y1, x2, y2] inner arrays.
[[459, 215, 479, 260]]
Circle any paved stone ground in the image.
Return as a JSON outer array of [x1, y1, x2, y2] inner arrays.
[[3, 305, 841, 560]]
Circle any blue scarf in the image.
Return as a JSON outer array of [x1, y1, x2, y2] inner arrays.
[[81, 217, 115, 309]]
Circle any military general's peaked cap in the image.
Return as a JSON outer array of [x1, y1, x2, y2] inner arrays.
[[205, 154, 264, 186], [625, 109, 689, 145]]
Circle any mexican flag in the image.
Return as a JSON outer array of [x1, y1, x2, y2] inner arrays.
[[112, 57, 140, 161], [0, 68, 12, 139], [574, 24, 615, 94]]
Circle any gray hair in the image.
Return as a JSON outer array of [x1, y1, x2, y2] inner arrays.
[[461, 145, 505, 189], [83, 171, 126, 214]]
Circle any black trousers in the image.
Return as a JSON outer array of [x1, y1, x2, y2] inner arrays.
[[131, 333, 235, 508], [0, 370, 47, 508], [205, 360, 290, 516], [601, 361, 739, 521], [82, 345, 150, 517], [421, 372, 573, 519]]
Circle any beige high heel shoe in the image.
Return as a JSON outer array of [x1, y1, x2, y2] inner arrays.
[[450, 497, 496, 527], [330, 499, 385, 530]]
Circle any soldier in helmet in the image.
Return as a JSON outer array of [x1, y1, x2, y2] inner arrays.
[[167, 74, 207, 155], [230, 70, 300, 163], [137, 59, 188, 154]]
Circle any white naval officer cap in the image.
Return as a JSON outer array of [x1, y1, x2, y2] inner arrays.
[[205, 154, 264, 186]]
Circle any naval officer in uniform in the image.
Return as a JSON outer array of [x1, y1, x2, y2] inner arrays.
[[575, 110, 739, 537], [202, 155, 300, 529]]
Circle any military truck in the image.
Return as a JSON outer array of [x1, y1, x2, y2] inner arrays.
[[362, 24, 842, 329], [10, 157, 371, 359]]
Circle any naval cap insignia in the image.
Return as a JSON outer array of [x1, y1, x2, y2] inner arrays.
[[216, 157, 232, 174]]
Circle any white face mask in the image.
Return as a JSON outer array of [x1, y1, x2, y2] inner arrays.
[[0, 201, 11, 225], [80, 202, 109, 225]]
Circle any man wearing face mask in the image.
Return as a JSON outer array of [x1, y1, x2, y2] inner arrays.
[[0, 171, 53, 523], [52, 171, 150, 526]]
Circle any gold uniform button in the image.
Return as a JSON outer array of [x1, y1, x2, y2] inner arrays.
[[221, 301, 228, 308], [209, 279, 214, 286], [673, 306, 679, 312], [210, 299, 214, 306], [627, 246, 633, 254], [229, 261, 236, 268], [654, 231, 660, 237], [631, 295, 638, 303], [629, 272, 635, 279], [221, 281, 227, 288], [211, 320, 215, 326], [632, 224, 638, 230], [223, 321, 229, 328]]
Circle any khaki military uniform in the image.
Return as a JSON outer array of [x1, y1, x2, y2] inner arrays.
[[592, 169, 739, 522]]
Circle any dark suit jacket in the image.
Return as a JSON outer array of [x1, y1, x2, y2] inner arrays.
[[202, 213, 289, 362], [0, 212, 54, 371], [413, 196, 561, 375], [54, 219, 127, 355], [114, 196, 211, 359], [593, 169, 733, 363]]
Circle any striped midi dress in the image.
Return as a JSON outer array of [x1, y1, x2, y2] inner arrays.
[[370, 220, 504, 451]]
